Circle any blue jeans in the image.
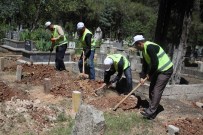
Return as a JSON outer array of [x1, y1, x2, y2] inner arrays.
[[78, 50, 95, 80]]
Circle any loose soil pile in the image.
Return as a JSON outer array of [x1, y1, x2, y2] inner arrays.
[[169, 118, 203, 135], [0, 81, 28, 102], [3, 63, 136, 110]]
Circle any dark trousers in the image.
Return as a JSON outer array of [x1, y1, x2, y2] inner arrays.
[[146, 67, 173, 115], [104, 67, 132, 94], [78, 50, 95, 80], [55, 44, 67, 71]]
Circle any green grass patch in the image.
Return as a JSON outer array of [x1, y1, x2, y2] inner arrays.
[[104, 112, 152, 135], [44, 111, 154, 135], [46, 116, 74, 135]]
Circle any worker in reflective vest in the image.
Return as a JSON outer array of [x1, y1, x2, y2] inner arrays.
[[132, 35, 173, 119], [103, 54, 132, 95], [45, 21, 68, 71], [77, 22, 96, 80]]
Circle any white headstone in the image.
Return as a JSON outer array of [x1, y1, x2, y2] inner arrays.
[[69, 41, 76, 49], [100, 44, 107, 54], [94, 27, 102, 41]]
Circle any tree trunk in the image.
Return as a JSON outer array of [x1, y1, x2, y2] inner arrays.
[[171, 14, 192, 84], [154, 0, 174, 50]]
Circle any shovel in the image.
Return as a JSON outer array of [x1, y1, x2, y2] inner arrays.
[[94, 82, 115, 96], [94, 83, 106, 96], [79, 51, 89, 79], [113, 77, 147, 111]]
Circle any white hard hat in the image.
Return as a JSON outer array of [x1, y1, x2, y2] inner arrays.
[[77, 22, 85, 30], [132, 35, 145, 45], [45, 21, 51, 28], [103, 57, 113, 71]]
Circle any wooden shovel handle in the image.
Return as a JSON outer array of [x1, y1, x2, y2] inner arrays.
[[113, 77, 148, 111], [82, 51, 85, 74]]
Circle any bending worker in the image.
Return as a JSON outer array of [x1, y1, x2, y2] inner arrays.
[[132, 35, 173, 119], [103, 54, 132, 95], [77, 22, 96, 80], [45, 21, 68, 71]]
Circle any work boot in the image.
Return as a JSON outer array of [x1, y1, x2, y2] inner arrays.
[[140, 111, 156, 120]]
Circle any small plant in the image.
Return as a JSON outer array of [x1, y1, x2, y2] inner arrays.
[[19, 29, 31, 41], [57, 112, 68, 122]]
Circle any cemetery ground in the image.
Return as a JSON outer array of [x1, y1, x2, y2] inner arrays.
[[0, 51, 203, 135]]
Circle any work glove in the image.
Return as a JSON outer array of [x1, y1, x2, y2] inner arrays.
[[107, 80, 117, 88], [51, 38, 56, 43]]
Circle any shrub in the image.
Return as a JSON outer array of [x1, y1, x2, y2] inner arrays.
[[19, 28, 52, 51]]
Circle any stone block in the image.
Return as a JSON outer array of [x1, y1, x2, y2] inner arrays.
[[195, 102, 203, 108], [198, 62, 203, 72], [25, 40, 35, 51], [167, 125, 179, 135], [0, 57, 5, 71], [43, 78, 51, 93], [109, 47, 117, 54], [16, 65, 23, 81], [72, 104, 105, 135]]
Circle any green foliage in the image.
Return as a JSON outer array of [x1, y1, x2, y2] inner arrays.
[[121, 2, 157, 39], [35, 38, 51, 51], [19, 28, 51, 51], [189, 11, 203, 46], [0, 0, 202, 48], [0, 23, 10, 40], [19, 29, 31, 41]]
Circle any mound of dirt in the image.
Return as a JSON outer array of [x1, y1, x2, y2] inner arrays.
[[168, 118, 203, 135], [88, 95, 137, 110], [0, 81, 28, 102]]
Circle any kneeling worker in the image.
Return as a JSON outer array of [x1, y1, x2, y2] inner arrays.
[[103, 54, 132, 94]]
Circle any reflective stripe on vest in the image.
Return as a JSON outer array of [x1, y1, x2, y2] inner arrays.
[[143, 41, 173, 72], [52, 25, 68, 47], [80, 28, 96, 50], [107, 54, 130, 71]]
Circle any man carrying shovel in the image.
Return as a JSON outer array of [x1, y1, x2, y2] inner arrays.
[[77, 22, 96, 80], [45, 21, 68, 71], [103, 54, 133, 95], [132, 35, 173, 119]]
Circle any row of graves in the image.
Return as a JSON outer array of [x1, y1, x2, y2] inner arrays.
[[1, 29, 142, 73]]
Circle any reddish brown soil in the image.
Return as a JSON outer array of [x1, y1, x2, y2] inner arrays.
[[0, 81, 28, 102], [1, 63, 203, 135], [88, 95, 137, 110], [3, 64, 138, 110], [168, 118, 203, 135]]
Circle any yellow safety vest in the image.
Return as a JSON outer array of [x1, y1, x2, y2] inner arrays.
[[52, 25, 68, 46], [80, 28, 96, 50], [107, 54, 130, 71], [143, 41, 173, 72]]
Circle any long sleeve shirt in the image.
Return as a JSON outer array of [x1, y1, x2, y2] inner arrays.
[[52, 25, 65, 39], [104, 58, 124, 83], [140, 44, 160, 78], [83, 33, 92, 59]]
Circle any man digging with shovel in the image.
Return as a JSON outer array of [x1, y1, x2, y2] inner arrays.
[[77, 22, 96, 80], [101, 54, 133, 95], [132, 35, 173, 120], [45, 21, 68, 71]]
